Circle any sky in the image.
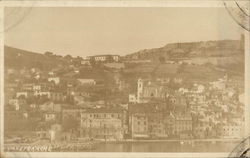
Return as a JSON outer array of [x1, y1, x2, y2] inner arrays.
[[4, 7, 243, 57]]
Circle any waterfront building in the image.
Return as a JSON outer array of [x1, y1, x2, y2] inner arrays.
[[4, 110, 32, 132], [172, 112, 192, 137], [129, 103, 168, 138], [221, 124, 244, 139], [148, 112, 166, 138], [80, 108, 125, 140], [163, 112, 175, 136], [36, 130, 50, 139], [131, 112, 149, 138], [193, 122, 209, 138], [49, 124, 62, 142]]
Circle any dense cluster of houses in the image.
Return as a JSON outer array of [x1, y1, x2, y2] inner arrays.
[[128, 76, 244, 139], [4, 54, 245, 145]]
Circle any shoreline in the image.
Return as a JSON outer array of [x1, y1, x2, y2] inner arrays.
[[5, 138, 242, 145], [98, 138, 242, 143], [4, 139, 241, 152]]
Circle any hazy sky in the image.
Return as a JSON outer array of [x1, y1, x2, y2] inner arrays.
[[5, 7, 242, 57]]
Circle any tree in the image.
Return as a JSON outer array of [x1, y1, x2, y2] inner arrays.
[[37, 95, 49, 104], [26, 96, 37, 104], [89, 57, 96, 66], [64, 55, 73, 61], [76, 56, 83, 60], [159, 56, 165, 64], [44, 51, 54, 56], [34, 61, 44, 70]]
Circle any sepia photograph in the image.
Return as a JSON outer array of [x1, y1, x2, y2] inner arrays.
[[1, 1, 250, 157]]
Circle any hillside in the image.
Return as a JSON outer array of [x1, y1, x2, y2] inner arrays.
[[4, 38, 245, 81], [4, 46, 67, 70], [122, 39, 244, 84], [125, 40, 244, 65]]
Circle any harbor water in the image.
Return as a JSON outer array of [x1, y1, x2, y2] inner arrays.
[[90, 140, 239, 152]]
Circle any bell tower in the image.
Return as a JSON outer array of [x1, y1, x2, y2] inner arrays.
[[137, 78, 143, 103]]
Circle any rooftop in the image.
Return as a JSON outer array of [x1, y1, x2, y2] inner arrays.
[[81, 107, 124, 113]]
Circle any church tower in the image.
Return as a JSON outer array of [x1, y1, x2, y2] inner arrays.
[[137, 78, 144, 103]]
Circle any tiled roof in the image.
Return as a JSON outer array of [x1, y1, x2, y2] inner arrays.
[[82, 107, 123, 113], [129, 103, 159, 113]]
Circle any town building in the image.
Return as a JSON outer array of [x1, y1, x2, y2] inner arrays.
[[80, 108, 126, 140], [81, 59, 91, 66], [39, 102, 62, 113], [129, 103, 192, 139], [87, 55, 120, 62], [209, 77, 227, 90], [104, 63, 125, 69], [34, 91, 51, 98], [8, 98, 26, 111], [62, 107, 82, 122], [48, 71, 55, 76], [49, 124, 62, 142], [172, 112, 192, 138], [4, 110, 31, 132], [36, 130, 50, 139], [136, 78, 169, 103], [77, 79, 96, 86], [48, 77, 60, 85], [16, 91, 33, 99], [129, 94, 137, 103], [44, 112, 57, 122], [33, 85, 42, 91], [22, 83, 34, 91], [129, 103, 168, 138], [50, 91, 66, 102], [221, 124, 244, 139]]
